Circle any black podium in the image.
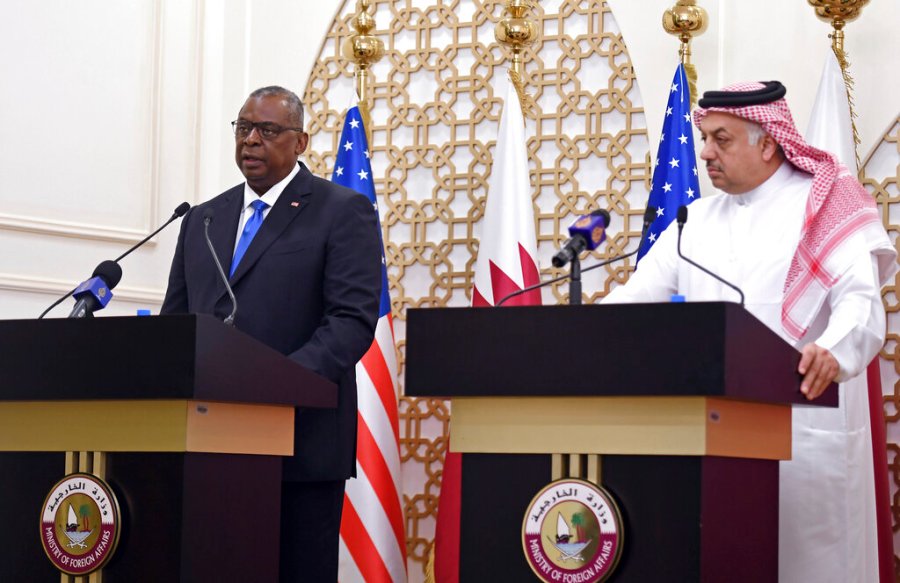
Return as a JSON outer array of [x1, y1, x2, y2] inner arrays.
[[405, 302, 836, 583], [0, 314, 335, 582]]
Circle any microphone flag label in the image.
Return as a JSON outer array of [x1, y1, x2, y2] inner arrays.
[[522, 478, 624, 583], [567, 213, 607, 252], [73, 278, 113, 309]]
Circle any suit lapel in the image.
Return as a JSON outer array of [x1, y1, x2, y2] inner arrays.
[[228, 163, 313, 286]]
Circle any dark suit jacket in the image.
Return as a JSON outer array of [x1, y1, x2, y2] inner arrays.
[[161, 162, 382, 482]]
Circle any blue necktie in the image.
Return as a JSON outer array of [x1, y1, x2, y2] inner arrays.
[[230, 199, 269, 277]]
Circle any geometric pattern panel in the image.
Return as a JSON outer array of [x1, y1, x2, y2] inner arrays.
[[305, 1, 650, 579], [861, 114, 900, 566]]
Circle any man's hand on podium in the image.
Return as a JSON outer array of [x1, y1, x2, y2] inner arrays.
[[798, 343, 839, 401]]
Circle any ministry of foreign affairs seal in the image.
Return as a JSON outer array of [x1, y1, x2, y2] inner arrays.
[[40, 473, 121, 576], [522, 478, 623, 583]]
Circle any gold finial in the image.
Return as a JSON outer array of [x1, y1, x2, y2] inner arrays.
[[494, 0, 540, 115], [807, 0, 869, 170], [342, 0, 384, 139], [662, 1, 708, 108]]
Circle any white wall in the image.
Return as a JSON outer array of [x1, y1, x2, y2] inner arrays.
[[0, 0, 897, 318]]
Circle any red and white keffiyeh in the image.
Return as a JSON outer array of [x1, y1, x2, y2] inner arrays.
[[694, 81, 895, 341]]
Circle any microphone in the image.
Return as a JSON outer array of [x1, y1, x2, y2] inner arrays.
[[38, 202, 191, 319], [496, 206, 657, 306], [202, 208, 238, 326], [67, 260, 123, 318], [113, 201, 191, 263], [675, 205, 745, 305], [552, 209, 611, 268]]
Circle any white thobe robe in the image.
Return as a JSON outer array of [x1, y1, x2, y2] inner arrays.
[[605, 162, 886, 583]]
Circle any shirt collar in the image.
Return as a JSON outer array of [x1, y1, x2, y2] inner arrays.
[[241, 162, 300, 210], [732, 161, 796, 206]]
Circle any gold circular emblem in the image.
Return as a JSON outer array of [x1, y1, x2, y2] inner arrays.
[[522, 478, 624, 583], [39, 473, 121, 576]]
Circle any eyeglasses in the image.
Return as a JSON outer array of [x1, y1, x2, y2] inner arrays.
[[231, 120, 304, 140]]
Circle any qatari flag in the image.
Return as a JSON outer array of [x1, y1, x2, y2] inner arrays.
[[432, 74, 542, 583]]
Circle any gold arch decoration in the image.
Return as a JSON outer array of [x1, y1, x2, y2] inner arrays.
[[861, 113, 900, 574], [304, 0, 651, 577]]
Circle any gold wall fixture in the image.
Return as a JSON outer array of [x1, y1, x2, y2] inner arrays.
[[662, 0, 707, 108]]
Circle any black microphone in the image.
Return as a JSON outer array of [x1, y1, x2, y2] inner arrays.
[[202, 208, 238, 326], [67, 260, 123, 318], [552, 209, 611, 268], [675, 205, 745, 305], [38, 202, 191, 319], [113, 201, 191, 263], [496, 206, 657, 306]]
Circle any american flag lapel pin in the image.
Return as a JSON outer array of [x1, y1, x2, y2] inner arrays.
[[290, 201, 300, 208]]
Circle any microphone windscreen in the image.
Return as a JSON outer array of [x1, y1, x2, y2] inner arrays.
[[92, 260, 123, 289], [567, 209, 610, 251], [202, 208, 215, 222], [643, 205, 657, 224], [677, 205, 688, 224], [174, 202, 191, 217]]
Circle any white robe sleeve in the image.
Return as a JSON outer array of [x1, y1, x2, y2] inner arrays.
[[603, 225, 680, 304], [806, 252, 885, 382]]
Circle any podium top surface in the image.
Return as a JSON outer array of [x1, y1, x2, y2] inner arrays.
[[0, 314, 336, 408], [404, 302, 836, 407]]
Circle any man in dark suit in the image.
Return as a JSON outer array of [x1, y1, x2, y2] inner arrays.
[[161, 86, 382, 582]]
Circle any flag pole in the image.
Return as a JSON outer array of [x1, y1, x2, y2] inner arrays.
[[807, 0, 869, 170], [342, 0, 384, 145], [494, 0, 540, 117], [662, 1, 708, 110]]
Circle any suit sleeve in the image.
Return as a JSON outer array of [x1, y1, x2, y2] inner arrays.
[[160, 208, 191, 315], [289, 193, 382, 383]]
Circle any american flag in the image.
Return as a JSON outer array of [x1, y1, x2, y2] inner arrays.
[[639, 63, 701, 261], [333, 105, 407, 583]]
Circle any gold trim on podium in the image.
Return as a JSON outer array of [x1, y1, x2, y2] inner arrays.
[[451, 396, 791, 460], [0, 400, 294, 455]]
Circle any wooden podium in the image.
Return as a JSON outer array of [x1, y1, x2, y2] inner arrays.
[[0, 314, 335, 582], [405, 302, 836, 583]]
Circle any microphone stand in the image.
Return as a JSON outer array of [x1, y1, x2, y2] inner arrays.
[[569, 254, 582, 305], [203, 215, 238, 326], [675, 206, 745, 305], [496, 206, 657, 307]]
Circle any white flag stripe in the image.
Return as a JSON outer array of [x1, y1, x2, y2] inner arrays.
[[337, 537, 365, 583], [373, 317, 399, 387], [345, 465, 407, 582], [356, 364, 403, 491], [472, 75, 538, 302]]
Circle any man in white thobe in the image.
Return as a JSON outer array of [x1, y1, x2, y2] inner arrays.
[[605, 81, 896, 582]]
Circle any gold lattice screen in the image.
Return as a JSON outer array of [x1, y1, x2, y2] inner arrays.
[[861, 115, 900, 570], [304, 1, 900, 578], [304, 1, 650, 576]]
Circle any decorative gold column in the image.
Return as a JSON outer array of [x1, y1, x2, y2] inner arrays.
[[807, 0, 869, 169], [341, 0, 384, 142], [662, 1, 708, 108]]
